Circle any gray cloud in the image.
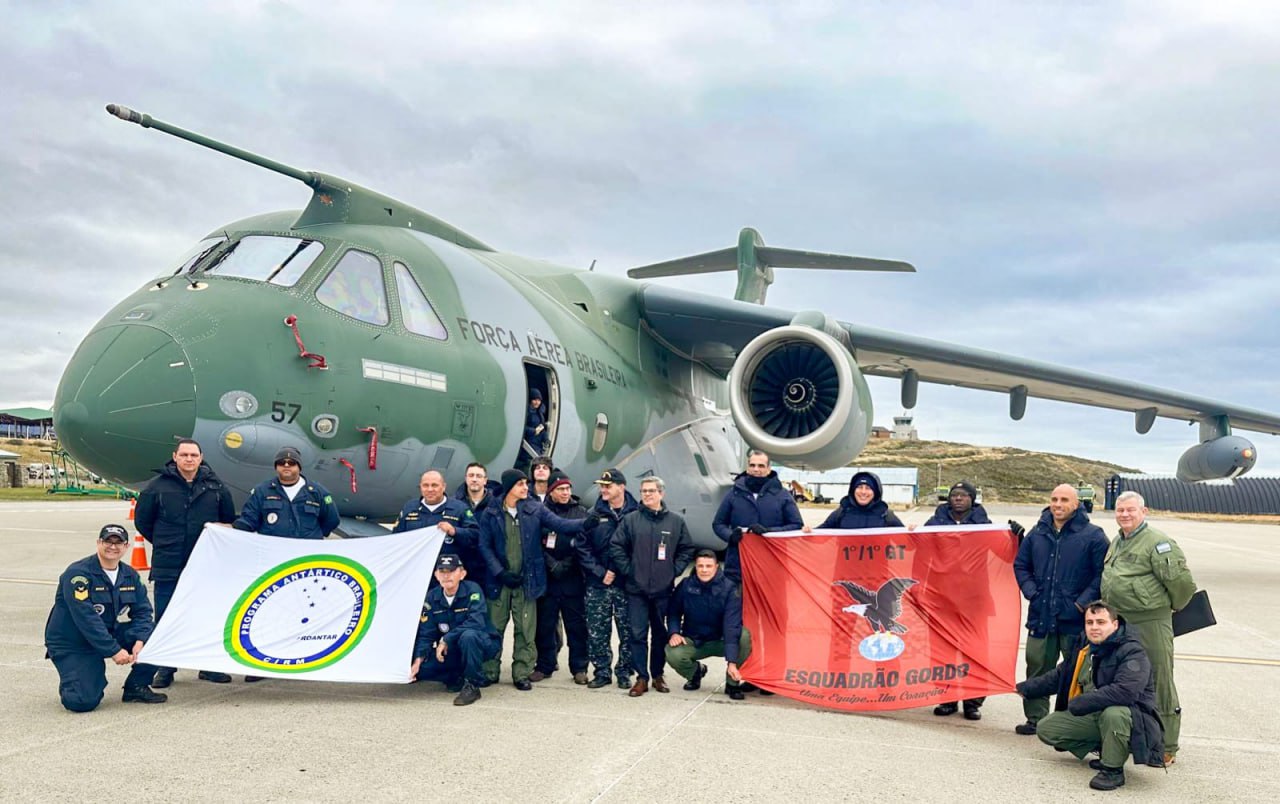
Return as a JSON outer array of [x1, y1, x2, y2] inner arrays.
[[3, 1, 1278, 475]]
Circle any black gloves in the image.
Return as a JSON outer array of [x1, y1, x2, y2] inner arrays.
[[501, 571, 523, 589], [747, 524, 766, 535], [1008, 520, 1026, 540], [582, 514, 601, 531]]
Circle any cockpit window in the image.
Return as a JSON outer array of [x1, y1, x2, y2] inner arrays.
[[316, 249, 389, 325], [393, 262, 448, 340], [202, 235, 323, 287], [155, 235, 226, 279]]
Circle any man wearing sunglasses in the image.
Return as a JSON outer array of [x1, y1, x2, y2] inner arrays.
[[234, 446, 340, 539]]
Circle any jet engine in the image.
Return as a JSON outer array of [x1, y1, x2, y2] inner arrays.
[[728, 325, 871, 470], [1176, 435, 1257, 482]]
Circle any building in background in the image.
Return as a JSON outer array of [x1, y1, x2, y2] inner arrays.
[[777, 467, 919, 507], [1105, 474, 1280, 515]]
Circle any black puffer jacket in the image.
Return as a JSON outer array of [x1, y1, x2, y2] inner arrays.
[[134, 461, 236, 582], [1016, 620, 1165, 767]]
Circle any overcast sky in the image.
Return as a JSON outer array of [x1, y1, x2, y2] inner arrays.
[[3, 1, 1278, 475]]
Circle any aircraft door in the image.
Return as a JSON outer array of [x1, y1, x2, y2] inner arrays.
[[519, 361, 559, 469]]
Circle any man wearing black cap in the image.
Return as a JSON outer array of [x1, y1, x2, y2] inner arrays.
[[609, 476, 695, 697], [531, 471, 590, 683], [134, 438, 237, 688], [922, 480, 994, 720], [577, 468, 636, 689], [477, 469, 595, 689], [394, 470, 484, 590], [233, 446, 340, 539], [411, 554, 502, 706], [43, 525, 166, 711]]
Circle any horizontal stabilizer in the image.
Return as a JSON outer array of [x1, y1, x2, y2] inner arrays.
[[627, 246, 913, 278], [626, 228, 914, 304]]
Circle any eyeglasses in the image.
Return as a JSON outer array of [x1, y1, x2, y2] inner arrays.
[[276, 459, 299, 467], [640, 488, 661, 495]]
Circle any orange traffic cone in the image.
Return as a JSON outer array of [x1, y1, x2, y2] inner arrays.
[[128, 498, 136, 520], [129, 533, 150, 571]]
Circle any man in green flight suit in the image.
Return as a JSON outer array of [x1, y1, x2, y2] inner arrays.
[[1100, 491, 1197, 764]]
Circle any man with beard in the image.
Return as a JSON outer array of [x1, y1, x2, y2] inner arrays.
[[1016, 601, 1165, 790], [1013, 484, 1108, 736]]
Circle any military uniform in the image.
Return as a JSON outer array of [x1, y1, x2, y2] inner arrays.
[[414, 579, 502, 687], [577, 492, 636, 687], [234, 477, 340, 539], [393, 496, 484, 589], [44, 554, 158, 712], [1101, 522, 1196, 756]]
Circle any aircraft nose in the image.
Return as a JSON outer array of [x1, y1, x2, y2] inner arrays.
[[54, 325, 196, 483]]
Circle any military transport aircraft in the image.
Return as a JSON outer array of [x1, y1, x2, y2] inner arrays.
[[52, 104, 1280, 541]]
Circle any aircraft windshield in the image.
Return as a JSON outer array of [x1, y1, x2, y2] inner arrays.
[[316, 249, 389, 325], [154, 235, 226, 279], [203, 235, 324, 287]]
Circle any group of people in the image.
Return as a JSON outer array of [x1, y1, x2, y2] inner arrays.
[[43, 437, 1200, 791]]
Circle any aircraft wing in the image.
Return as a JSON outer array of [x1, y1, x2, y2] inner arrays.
[[637, 284, 1280, 435]]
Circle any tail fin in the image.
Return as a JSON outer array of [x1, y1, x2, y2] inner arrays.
[[626, 227, 914, 304]]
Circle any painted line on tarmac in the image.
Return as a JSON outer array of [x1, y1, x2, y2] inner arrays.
[[1178, 653, 1280, 667], [590, 685, 719, 802], [0, 577, 56, 586]]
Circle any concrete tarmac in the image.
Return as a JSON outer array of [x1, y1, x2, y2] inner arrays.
[[1, 500, 1277, 802]]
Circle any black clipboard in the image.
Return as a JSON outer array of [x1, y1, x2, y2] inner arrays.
[[1172, 589, 1216, 637]]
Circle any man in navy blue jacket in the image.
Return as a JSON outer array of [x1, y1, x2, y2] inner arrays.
[[411, 554, 502, 706], [394, 470, 484, 590], [477, 469, 594, 690], [44, 525, 166, 711], [665, 550, 753, 700], [233, 447, 339, 539], [1013, 483, 1109, 735], [712, 450, 803, 588], [576, 468, 636, 689]]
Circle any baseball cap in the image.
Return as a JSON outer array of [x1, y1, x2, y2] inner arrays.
[[98, 524, 129, 543], [595, 468, 626, 486], [436, 554, 464, 571]]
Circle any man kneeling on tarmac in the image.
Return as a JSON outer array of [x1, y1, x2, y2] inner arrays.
[[1015, 600, 1165, 791], [665, 550, 753, 700], [411, 554, 502, 706]]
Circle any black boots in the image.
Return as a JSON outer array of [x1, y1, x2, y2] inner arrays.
[[1089, 765, 1125, 791]]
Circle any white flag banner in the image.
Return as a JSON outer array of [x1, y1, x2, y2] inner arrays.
[[139, 524, 442, 683]]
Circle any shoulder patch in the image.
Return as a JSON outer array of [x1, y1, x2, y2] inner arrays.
[[470, 592, 481, 601], [324, 495, 334, 504], [1155, 542, 1173, 554], [70, 575, 89, 586]]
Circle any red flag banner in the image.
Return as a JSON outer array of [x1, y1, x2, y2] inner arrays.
[[739, 526, 1021, 711]]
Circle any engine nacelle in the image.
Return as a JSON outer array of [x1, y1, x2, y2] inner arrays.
[[1176, 435, 1257, 482], [728, 325, 871, 470]]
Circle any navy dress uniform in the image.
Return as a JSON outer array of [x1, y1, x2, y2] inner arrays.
[[392, 496, 485, 589], [233, 448, 340, 539], [43, 525, 164, 712], [414, 556, 502, 702]]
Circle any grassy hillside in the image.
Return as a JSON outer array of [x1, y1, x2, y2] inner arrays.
[[856, 438, 1139, 503]]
